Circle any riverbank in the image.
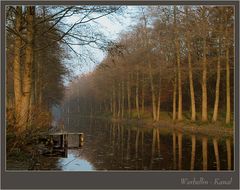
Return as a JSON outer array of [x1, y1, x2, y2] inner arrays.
[[78, 111, 233, 137], [109, 117, 234, 137]]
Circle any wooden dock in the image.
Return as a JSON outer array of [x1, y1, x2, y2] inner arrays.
[[49, 132, 84, 148]]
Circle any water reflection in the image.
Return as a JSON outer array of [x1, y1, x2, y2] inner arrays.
[[44, 117, 234, 171], [213, 138, 220, 170], [58, 150, 95, 171], [202, 136, 208, 170], [190, 135, 196, 170], [226, 138, 232, 170]]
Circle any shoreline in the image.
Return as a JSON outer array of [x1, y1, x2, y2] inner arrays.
[[105, 117, 234, 137]]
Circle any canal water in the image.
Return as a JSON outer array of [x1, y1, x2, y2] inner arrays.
[[40, 116, 234, 171]]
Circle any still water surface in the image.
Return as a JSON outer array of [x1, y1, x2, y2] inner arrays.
[[41, 116, 234, 171]]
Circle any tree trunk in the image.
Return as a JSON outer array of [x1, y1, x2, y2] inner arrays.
[[149, 65, 157, 121], [185, 7, 196, 121], [19, 6, 35, 130], [13, 6, 23, 132], [117, 82, 121, 118], [202, 38, 208, 121], [121, 80, 124, 118], [141, 75, 145, 115], [225, 47, 231, 124], [135, 69, 140, 119], [127, 74, 131, 117], [186, 37, 196, 121], [156, 78, 161, 121], [113, 85, 116, 118], [172, 72, 177, 121], [174, 6, 182, 121], [212, 40, 221, 122]]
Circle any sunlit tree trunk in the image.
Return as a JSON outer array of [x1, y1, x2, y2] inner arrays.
[[142, 15, 157, 121], [185, 7, 196, 121], [135, 69, 140, 119], [117, 82, 121, 118], [202, 37, 208, 121], [149, 67, 157, 121], [121, 80, 125, 118], [174, 6, 182, 121], [225, 47, 231, 124], [172, 70, 177, 121], [141, 74, 145, 115], [13, 6, 23, 132], [112, 85, 116, 118], [19, 6, 35, 130], [156, 78, 161, 121], [212, 38, 221, 122], [201, 7, 208, 122], [127, 74, 131, 117]]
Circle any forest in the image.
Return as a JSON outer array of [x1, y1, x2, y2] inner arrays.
[[63, 6, 234, 126]]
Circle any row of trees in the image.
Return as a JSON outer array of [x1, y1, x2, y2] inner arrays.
[[6, 5, 121, 134], [63, 6, 234, 124]]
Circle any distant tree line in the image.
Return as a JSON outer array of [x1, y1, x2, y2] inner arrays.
[[64, 6, 234, 125]]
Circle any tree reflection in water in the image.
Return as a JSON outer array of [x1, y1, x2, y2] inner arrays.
[[41, 118, 233, 171]]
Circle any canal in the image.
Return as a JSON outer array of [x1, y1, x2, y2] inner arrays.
[[39, 115, 234, 171]]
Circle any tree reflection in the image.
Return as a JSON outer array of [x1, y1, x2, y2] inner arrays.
[[213, 138, 220, 170], [226, 138, 232, 170], [202, 136, 208, 170], [190, 134, 196, 170], [178, 131, 182, 170], [172, 131, 176, 170]]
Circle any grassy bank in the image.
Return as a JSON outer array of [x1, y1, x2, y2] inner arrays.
[[89, 110, 234, 137]]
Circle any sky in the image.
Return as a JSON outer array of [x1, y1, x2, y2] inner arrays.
[[63, 6, 138, 79]]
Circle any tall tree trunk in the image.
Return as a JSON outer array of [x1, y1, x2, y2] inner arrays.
[[141, 74, 145, 115], [174, 6, 182, 121], [149, 65, 157, 121], [225, 47, 231, 124], [176, 41, 182, 121], [156, 78, 161, 121], [212, 39, 221, 122], [202, 37, 208, 121], [135, 69, 140, 119], [117, 82, 121, 118], [185, 7, 196, 121], [19, 6, 35, 130], [113, 85, 116, 118], [186, 41, 196, 120], [13, 6, 23, 132], [127, 74, 131, 117], [172, 71, 177, 121], [121, 80, 124, 118]]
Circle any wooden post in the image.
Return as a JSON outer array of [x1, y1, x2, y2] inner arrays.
[[60, 134, 64, 148], [79, 133, 84, 147], [64, 134, 68, 148]]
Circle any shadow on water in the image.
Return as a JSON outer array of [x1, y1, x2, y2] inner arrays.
[[38, 116, 234, 171]]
